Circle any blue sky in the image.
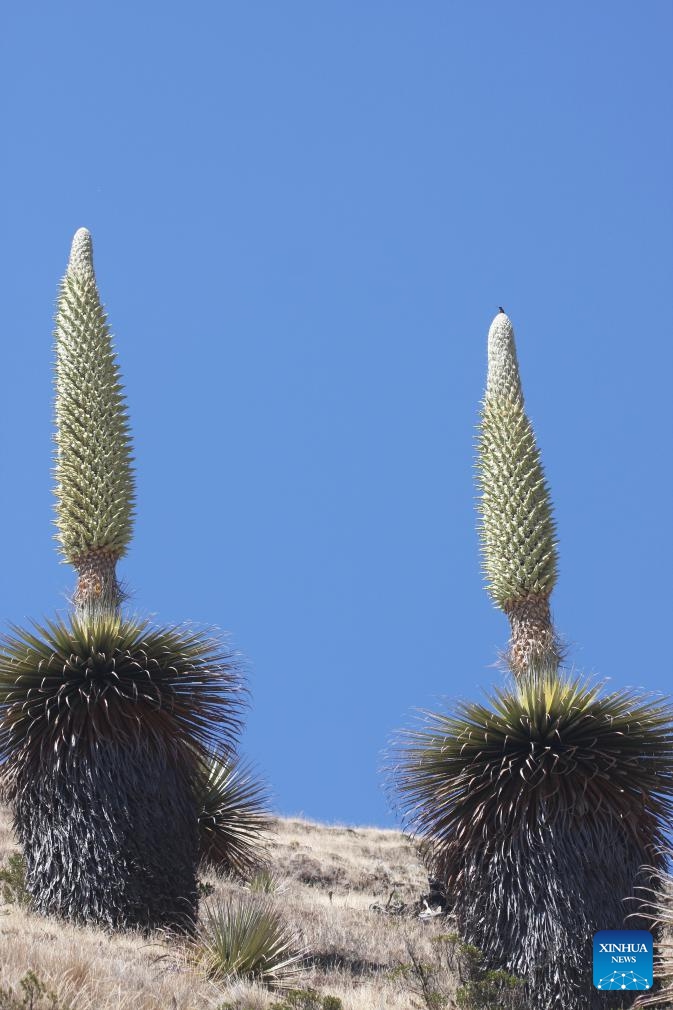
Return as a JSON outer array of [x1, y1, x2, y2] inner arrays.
[[1, 2, 671, 827]]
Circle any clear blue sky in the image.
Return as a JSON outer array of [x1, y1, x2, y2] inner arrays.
[[1, 2, 671, 827]]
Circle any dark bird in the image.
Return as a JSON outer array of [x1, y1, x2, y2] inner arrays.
[[498, 306, 505, 314]]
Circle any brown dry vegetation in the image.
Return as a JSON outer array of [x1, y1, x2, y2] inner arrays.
[[0, 804, 464, 1009]]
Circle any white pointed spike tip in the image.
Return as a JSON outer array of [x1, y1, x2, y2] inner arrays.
[[486, 309, 524, 405], [67, 227, 95, 281]]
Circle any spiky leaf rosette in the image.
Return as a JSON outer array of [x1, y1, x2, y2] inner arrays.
[[393, 674, 673, 1009], [192, 895, 308, 988], [197, 754, 271, 876], [0, 614, 245, 929], [54, 228, 135, 613], [476, 312, 560, 675]]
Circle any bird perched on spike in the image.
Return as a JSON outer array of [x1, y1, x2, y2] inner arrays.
[[476, 311, 560, 677], [53, 229, 135, 615]]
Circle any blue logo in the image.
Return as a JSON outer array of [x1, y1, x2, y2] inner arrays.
[[593, 930, 653, 991]]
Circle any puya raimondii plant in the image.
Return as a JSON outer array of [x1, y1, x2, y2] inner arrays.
[[393, 311, 673, 1009], [0, 229, 247, 929], [396, 673, 673, 1009]]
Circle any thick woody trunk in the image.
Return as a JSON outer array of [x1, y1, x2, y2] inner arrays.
[[73, 549, 122, 615], [503, 593, 561, 678], [12, 741, 199, 931]]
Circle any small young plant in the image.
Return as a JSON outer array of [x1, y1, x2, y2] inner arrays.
[[192, 895, 308, 989]]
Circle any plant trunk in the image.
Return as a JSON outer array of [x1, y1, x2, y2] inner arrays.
[[437, 820, 657, 1009], [11, 741, 199, 931]]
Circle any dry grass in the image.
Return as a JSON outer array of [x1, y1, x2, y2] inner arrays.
[[0, 804, 458, 1009]]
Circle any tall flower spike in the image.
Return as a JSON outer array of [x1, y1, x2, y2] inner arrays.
[[476, 311, 560, 677], [54, 229, 135, 615]]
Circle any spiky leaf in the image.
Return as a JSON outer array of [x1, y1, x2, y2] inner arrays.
[[0, 614, 245, 928], [632, 862, 673, 1007], [197, 754, 271, 876], [476, 313, 558, 609], [54, 228, 135, 564], [393, 673, 673, 1008]]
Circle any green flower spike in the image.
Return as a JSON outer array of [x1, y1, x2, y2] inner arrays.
[[476, 311, 560, 677], [53, 228, 135, 615]]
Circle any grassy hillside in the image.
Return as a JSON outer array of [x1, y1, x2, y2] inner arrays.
[[0, 804, 473, 1010]]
